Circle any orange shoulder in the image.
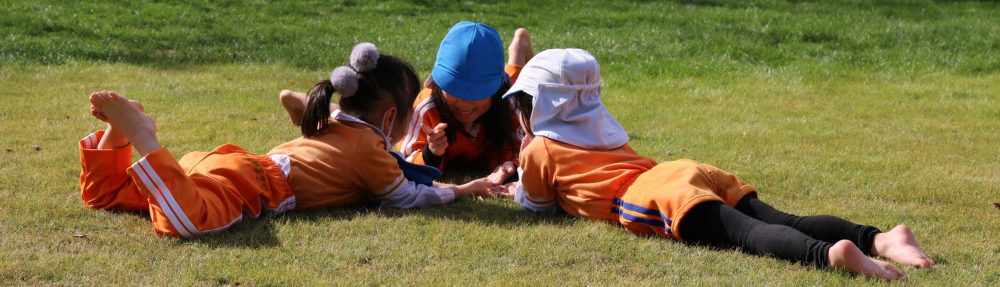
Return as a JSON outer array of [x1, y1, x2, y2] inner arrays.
[[413, 88, 434, 108]]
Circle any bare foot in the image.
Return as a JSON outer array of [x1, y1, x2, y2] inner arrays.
[[872, 225, 934, 268], [89, 92, 161, 156], [829, 240, 906, 282], [90, 92, 145, 149], [279, 89, 307, 126], [508, 28, 534, 66]]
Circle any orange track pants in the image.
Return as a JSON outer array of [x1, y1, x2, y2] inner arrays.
[[79, 131, 294, 238], [616, 159, 757, 240]]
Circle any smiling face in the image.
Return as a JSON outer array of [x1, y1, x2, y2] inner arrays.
[[441, 91, 492, 125]]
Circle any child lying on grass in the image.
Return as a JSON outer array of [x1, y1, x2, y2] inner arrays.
[[78, 43, 493, 238], [494, 48, 933, 281]]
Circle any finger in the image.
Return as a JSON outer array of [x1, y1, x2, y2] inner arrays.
[[428, 129, 446, 140], [431, 137, 448, 146], [434, 123, 448, 132], [420, 124, 434, 135]]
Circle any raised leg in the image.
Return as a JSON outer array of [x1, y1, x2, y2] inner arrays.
[[279, 89, 307, 126], [507, 28, 534, 66], [79, 91, 150, 211], [89, 91, 160, 155]]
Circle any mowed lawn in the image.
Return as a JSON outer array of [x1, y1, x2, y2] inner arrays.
[[1, 0, 998, 285]]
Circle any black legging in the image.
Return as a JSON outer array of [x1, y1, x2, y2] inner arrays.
[[678, 194, 881, 267]]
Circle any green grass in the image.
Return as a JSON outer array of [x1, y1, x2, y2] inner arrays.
[[1, 0, 998, 285]]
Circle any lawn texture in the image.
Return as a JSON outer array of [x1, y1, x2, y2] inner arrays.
[[1, 0, 998, 285]]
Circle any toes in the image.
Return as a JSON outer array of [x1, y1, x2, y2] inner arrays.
[[879, 264, 905, 281], [89, 91, 103, 104], [917, 257, 934, 268]]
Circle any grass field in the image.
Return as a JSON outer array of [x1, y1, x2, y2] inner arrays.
[[1, 0, 998, 285]]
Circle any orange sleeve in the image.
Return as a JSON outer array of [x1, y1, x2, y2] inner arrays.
[[398, 90, 443, 168], [505, 64, 523, 84], [357, 134, 408, 198]]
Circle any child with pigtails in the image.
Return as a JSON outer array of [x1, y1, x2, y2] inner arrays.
[[78, 43, 493, 238]]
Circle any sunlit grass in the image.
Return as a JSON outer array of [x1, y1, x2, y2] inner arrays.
[[1, 0, 999, 285]]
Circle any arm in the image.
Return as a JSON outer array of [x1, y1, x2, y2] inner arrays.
[[362, 139, 486, 208], [379, 177, 492, 209], [379, 175, 455, 208]]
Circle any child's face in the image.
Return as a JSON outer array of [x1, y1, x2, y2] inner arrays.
[[442, 91, 492, 125]]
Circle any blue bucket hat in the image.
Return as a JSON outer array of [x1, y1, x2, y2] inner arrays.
[[432, 21, 506, 101]]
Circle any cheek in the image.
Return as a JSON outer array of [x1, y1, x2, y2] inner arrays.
[[475, 99, 492, 111]]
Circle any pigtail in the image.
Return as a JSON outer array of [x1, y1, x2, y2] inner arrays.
[[301, 81, 336, 137]]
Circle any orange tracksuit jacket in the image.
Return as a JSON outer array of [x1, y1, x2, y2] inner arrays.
[[516, 137, 757, 240], [79, 120, 454, 238], [397, 64, 522, 172]]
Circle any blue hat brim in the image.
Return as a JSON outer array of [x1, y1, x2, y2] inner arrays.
[[433, 65, 503, 101]]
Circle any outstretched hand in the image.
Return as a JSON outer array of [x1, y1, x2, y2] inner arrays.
[[455, 178, 495, 198], [489, 182, 517, 198]]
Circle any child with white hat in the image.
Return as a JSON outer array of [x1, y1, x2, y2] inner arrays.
[[497, 48, 933, 281]]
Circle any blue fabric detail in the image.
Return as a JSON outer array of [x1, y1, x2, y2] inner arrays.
[[618, 212, 665, 228], [661, 214, 673, 227], [612, 198, 673, 234], [389, 151, 441, 186], [613, 198, 661, 216]]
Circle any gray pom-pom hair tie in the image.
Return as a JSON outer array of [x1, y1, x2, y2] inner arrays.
[[330, 42, 380, 98], [330, 66, 358, 97], [350, 42, 380, 72]]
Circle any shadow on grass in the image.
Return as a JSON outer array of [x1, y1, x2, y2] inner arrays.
[[191, 194, 572, 249]]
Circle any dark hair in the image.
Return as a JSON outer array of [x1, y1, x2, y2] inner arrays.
[[431, 77, 520, 166], [512, 92, 534, 137], [301, 54, 420, 137]]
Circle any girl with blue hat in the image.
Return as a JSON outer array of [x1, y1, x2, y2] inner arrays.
[[398, 21, 533, 179]]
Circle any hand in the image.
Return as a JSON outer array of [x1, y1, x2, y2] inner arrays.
[[486, 161, 516, 185], [421, 123, 449, 156], [455, 178, 495, 198], [489, 182, 517, 198]]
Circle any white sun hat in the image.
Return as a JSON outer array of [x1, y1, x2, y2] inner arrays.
[[502, 48, 629, 150]]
